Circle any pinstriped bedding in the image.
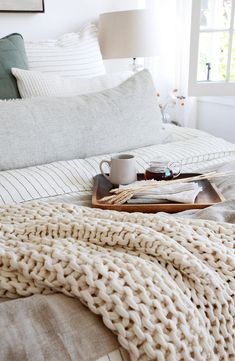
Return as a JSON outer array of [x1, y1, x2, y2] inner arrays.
[[97, 348, 129, 361], [25, 24, 106, 78], [0, 125, 234, 206]]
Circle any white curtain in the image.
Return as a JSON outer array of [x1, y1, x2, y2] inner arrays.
[[145, 0, 197, 128], [144, 0, 177, 99], [174, 0, 197, 128]]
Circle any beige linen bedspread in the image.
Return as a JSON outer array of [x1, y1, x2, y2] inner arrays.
[[0, 294, 120, 361]]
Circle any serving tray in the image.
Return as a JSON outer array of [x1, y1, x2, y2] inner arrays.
[[92, 173, 225, 213]]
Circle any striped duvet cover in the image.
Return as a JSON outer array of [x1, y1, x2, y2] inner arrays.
[[97, 348, 129, 361], [0, 124, 234, 207]]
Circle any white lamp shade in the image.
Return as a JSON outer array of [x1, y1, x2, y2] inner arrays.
[[99, 9, 159, 59]]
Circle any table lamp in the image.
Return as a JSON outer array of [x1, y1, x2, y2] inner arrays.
[[99, 9, 159, 72]]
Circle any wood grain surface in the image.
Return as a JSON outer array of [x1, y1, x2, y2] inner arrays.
[[92, 174, 225, 213]]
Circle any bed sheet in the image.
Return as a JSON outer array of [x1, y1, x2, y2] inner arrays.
[[0, 125, 234, 207], [37, 126, 235, 207]]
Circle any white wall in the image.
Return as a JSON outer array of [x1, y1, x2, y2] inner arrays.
[[0, 0, 144, 40], [197, 99, 235, 143]]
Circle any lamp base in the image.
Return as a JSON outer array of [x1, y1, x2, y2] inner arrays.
[[131, 58, 144, 73]]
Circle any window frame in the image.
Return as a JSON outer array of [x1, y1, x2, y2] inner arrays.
[[188, 0, 235, 96]]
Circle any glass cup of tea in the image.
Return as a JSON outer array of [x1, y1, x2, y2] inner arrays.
[[144, 161, 182, 181]]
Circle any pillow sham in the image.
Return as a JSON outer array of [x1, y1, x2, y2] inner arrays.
[[0, 33, 28, 100], [0, 70, 163, 171], [25, 24, 105, 78], [11, 68, 133, 98]]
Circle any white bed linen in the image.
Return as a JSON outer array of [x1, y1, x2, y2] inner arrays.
[[11, 68, 133, 98], [25, 24, 105, 78], [0, 125, 234, 207]]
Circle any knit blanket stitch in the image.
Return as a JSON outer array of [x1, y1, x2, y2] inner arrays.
[[0, 202, 234, 361]]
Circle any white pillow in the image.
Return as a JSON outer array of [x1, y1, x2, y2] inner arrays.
[[11, 68, 133, 98], [25, 23, 105, 78]]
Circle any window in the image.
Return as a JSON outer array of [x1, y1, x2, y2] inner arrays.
[[189, 0, 235, 95]]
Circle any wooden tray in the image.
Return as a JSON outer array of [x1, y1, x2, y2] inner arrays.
[[92, 173, 225, 213]]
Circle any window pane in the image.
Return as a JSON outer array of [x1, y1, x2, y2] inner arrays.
[[197, 32, 229, 81], [230, 33, 235, 80], [200, 0, 231, 29]]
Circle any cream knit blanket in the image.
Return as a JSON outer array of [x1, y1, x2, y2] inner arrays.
[[0, 202, 234, 361]]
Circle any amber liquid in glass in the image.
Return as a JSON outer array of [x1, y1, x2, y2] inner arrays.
[[144, 167, 174, 181]]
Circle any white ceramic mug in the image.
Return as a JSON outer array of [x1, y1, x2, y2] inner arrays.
[[100, 154, 137, 185]]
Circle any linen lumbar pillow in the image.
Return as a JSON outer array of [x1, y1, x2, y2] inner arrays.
[[24, 24, 105, 78], [0, 70, 163, 171], [11, 67, 133, 98], [0, 33, 28, 100]]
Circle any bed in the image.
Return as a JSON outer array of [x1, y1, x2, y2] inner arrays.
[[0, 118, 235, 361], [0, 28, 235, 361]]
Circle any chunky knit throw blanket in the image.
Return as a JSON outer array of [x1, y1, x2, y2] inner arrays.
[[0, 202, 234, 361]]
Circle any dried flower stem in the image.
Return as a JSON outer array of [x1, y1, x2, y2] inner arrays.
[[99, 171, 233, 205]]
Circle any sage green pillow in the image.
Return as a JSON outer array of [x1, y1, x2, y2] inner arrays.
[[0, 33, 28, 99]]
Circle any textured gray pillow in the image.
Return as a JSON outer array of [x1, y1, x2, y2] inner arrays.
[[0, 70, 163, 171]]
